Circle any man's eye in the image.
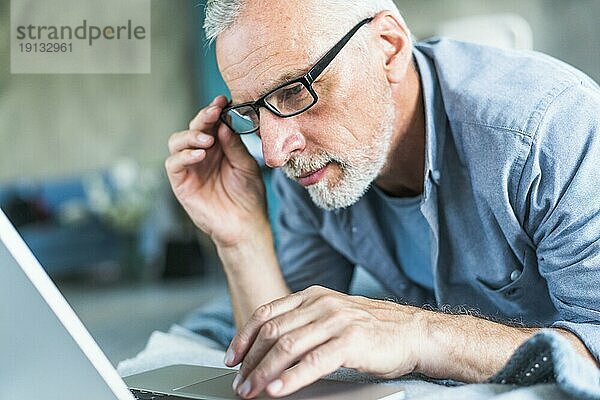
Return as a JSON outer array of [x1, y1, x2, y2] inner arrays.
[[283, 85, 303, 97], [233, 109, 252, 118], [265, 82, 311, 114]]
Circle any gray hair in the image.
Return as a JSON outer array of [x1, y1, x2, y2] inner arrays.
[[204, 0, 404, 43]]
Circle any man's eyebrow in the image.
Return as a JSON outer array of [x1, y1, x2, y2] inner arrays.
[[256, 67, 309, 99], [231, 66, 310, 105]]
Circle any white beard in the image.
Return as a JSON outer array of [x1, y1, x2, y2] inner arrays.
[[282, 100, 395, 210]]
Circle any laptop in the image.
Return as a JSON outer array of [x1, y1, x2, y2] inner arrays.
[[0, 208, 405, 400]]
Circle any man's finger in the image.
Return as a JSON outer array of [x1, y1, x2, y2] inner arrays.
[[236, 321, 334, 399], [265, 338, 344, 398], [225, 293, 304, 367], [236, 302, 326, 384], [164, 149, 207, 178], [168, 130, 215, 155], [188, 96, 229, 131], [217, 122, 258, 171], [169, 131, 215, 154]]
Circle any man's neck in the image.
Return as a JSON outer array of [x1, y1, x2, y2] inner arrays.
[[375, 61, 426, 198]]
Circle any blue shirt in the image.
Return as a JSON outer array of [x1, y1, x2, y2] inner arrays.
[[271, 38, 600, 363], [371, 186, 433, 291]]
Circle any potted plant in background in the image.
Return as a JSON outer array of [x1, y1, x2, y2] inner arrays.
[[84, 158, 161, 281]]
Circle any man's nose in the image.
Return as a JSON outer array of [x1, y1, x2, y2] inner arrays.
[[259, 111, 306, 168]]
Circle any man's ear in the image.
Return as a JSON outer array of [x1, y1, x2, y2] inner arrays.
[[371, 12, 412, 84]]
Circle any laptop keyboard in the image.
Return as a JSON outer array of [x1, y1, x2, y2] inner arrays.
[[130, 388, 190, 399]]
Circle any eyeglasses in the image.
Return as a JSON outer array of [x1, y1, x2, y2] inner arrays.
[[220, 17, 374, 135]]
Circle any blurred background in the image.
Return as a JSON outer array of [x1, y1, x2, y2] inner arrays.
[[1, 0, 599, 366]]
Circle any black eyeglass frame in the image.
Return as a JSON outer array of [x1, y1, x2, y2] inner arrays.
[[220, 17, 374, 134]]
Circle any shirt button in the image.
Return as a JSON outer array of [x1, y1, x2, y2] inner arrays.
[[430, 170, 441, 184], [510, 270, 521, 281], [351, 226, 358, 233]]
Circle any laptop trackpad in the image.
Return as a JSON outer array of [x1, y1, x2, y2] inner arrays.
[[174, 372, 405, 400]]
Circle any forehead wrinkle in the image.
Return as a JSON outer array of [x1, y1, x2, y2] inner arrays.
[[230, 53, 311, 103], [220, 23, 308, 83], [248, 45, 308, 82], [219, 17, 321, 103], [230, 64, 307, 104], [254, 64, 310, 97], [220, 41, 272, 83]]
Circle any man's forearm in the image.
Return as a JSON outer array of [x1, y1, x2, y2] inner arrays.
[[415, 308, 599, 382], [216, 221, 290, 329]]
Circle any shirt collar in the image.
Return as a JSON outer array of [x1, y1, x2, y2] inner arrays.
[[412, 45, 448, 196]]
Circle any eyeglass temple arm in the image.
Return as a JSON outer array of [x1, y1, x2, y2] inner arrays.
[[306, 17, 373, 84]]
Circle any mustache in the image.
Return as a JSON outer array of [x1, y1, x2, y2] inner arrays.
[[282, 152, 342, 179]]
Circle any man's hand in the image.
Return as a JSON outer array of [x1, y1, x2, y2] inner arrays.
[[165, 96, 267, 248], [224, 286, 600, 399], [224, 286, 424, 399], [166, 96, 290, 327]]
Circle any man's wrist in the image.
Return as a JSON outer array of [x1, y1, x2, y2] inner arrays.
[[214, 218, 289, 328], [214, 217, 271, 251], [412, 309, 499, 380], [409, 307, 436, 377], [410, 308, 542, 382], [215, 218, 276, 270]]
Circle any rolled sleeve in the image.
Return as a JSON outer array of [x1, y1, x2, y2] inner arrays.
[[180, 293, 235, 349], [519, 83, 600, 362], [551, 321, 600, 362]]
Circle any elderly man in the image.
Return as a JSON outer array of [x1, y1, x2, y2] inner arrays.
[[165, 0, 600, 398]]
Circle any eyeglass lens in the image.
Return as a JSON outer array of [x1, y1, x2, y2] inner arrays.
[[225, 105, 260, 134], [224, 81, 316, 134], [265, 81, 315, 115]]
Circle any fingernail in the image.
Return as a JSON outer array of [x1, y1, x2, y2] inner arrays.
[[197, 134, 211, 145], [232, 373, 242, 391], [210, 97, 219, 105], [267, 379, 283, 395], [224, 348, 235, 365], [191, 149, 204, 158], [238, 380, 252, 397], [206, 106, 221, 120]]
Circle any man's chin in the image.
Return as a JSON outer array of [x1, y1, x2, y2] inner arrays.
[[306, 181, 367, 211], [282, 158, 379, 210]]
